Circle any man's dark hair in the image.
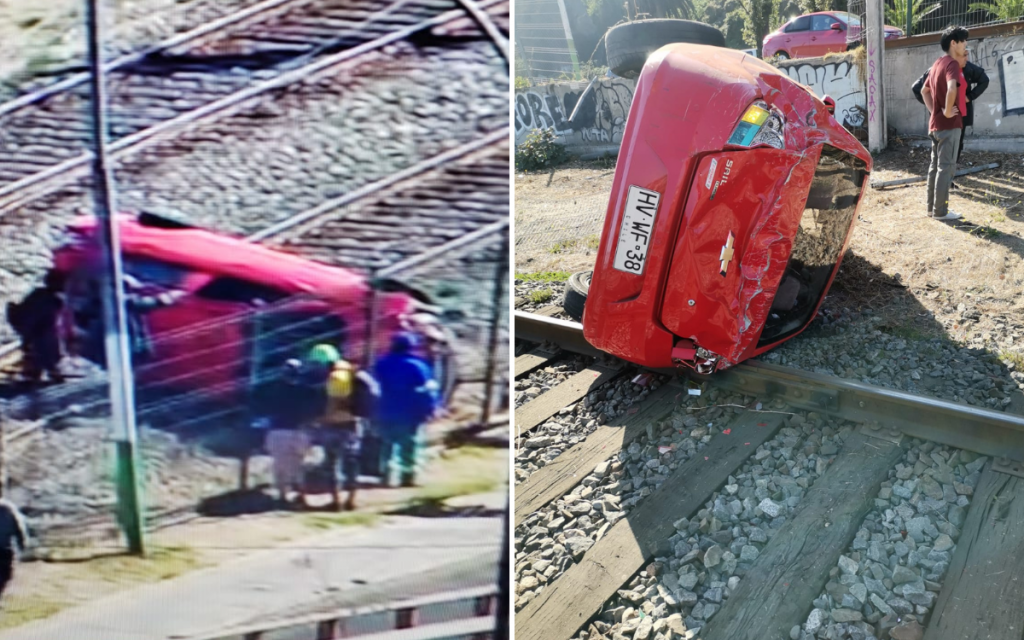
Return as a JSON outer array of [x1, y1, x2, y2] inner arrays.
[[941, 26, 969, 52]]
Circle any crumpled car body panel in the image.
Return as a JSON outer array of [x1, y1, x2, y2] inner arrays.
[[582, 44, 871, 371]]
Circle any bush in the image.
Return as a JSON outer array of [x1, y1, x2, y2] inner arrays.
[[515, 127, 568, 172]]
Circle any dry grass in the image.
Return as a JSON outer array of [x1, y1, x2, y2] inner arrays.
[[834, 146, 1024, 348]]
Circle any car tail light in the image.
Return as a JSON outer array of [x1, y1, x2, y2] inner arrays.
[[727, 101, 785, 150]]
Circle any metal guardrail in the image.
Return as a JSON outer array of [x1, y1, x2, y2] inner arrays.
[[514, 311, 1024, 462], [204, 586, 498, 640]]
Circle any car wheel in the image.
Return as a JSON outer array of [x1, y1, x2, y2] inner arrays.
[[776, 51, 789, 60], [562, 271, 592, 322], [605, 19, 726, 78]]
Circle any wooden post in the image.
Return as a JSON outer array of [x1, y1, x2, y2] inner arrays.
[[395, 607, 418, 629], [474, 594, 496, 617], [315, 619, 340, 640], [865, 0, 887, 152]]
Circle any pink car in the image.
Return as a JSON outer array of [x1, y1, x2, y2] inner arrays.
[[762, 12, 902, 60]]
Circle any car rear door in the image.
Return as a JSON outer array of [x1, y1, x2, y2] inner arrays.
[[783, 16, 811, 57]]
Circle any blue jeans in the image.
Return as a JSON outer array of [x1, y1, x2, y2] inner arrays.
[[378, 423, 423, 486]]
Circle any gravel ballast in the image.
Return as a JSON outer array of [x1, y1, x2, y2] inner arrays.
[[795, 442, 981, 640]]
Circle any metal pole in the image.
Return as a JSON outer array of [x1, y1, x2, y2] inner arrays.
[[494, 498, 510, 640], [905, 0, 913, 36], [554, 0, 581, 73], [85, 0, 146, 555], [480, 232, 508, 426], [865, 0, 887, 152]]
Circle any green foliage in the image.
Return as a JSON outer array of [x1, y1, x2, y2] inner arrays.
[[738, 0, 784, 57], [516, 271, 573, 282], [968, 0, 1024, 22], [558, 61, 611, 82], [529, 289, 554, 304], [515, 76, 531, 91], [515, 127, 568, 172], [886, 0, 941, 34]]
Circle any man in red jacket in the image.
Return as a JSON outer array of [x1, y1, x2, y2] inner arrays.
[[921, 26, 969, 221]]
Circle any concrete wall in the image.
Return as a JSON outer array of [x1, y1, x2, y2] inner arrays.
[[777, 54, 868, 142], [887, 33, 1024, 140], [514, 78, 636, 155], [515, 35, 1024, 154]]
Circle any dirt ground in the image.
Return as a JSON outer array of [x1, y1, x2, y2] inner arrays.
[[0, 444, 507, 629], [514, 146, 1024, 358]]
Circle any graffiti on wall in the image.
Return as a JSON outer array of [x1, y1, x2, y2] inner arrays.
[[514, 79, 636, 148], [972, 35, 1024, 118], [782, 60, 867, 140]]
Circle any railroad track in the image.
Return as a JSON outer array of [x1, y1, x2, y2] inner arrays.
[[0, 0, 508, 215], [513, 310, 1024, 640]]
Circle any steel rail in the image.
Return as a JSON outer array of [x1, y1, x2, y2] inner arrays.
[[514, 311, 1024, 462], [0, 0, 315, 119], [0, 133, 507, 398], [0, 0, 505, 215]]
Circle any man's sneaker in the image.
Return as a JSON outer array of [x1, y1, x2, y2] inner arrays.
[[932, 211, 963, 221]]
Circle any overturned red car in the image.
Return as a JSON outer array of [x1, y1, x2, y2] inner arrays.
[[50, 212, 455, 401], [575, 43, 871, 373]]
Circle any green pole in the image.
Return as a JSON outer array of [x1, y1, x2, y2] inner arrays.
[[86, 0, 145, 556], [905, 0, 913, 36]]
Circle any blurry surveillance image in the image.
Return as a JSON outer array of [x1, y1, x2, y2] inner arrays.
[[0, 0, 509, 637]]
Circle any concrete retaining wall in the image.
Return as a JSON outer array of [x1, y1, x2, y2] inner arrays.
[[777, 53, 868, 141], [515, 34, 1024, 153], [886, 32, 1024, 140], [514, 78, 636, 155]]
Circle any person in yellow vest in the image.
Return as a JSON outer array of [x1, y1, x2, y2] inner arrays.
[[309, 344, 378, 511]]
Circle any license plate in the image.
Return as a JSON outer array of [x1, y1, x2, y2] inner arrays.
[[613, 186, 661, 275]]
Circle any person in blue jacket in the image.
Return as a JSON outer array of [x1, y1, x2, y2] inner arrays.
[[373, 332, 439, 487]]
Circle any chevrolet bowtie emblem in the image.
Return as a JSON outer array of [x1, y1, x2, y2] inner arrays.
[[719, 232, 735, 276]]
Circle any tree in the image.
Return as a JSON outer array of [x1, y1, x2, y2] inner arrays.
[[886, 0, 940, 35], [737, 0, 784, 57], [968, 0, 1024, 22], [585, 0, 696, 20]]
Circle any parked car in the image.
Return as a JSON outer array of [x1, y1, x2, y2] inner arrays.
[[762, 11, 903, 59], [50, 212, 457, 402], [565, 43, 872, 374]]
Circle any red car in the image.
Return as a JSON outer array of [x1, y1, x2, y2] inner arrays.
[[574, 44, 871, 374], [51, 212, 455, 402], [762, 12, 902, 59]]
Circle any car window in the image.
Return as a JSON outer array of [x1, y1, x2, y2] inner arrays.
[[123, 256, 191, 289], [785, 16, 811, 32], [811, 15, 838, 31], [835, 12, 861, 26], [758, 146, 868, 347], [194, 277, 290, 304]]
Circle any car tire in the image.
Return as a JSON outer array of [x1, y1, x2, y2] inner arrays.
[[605, 19, 726, 77], [776, 51, 789, 60], [563, 271, 592, 322]]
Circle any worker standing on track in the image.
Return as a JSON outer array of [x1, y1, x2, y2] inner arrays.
[[374, 333, 439, 488], [0, 497, 29, 602], [6, 270, 66, 385], [316, 352, 380, 511], [261, 359, 315, 509]]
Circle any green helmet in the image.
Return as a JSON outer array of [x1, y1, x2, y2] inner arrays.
[[308, 343, 341, 365]]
